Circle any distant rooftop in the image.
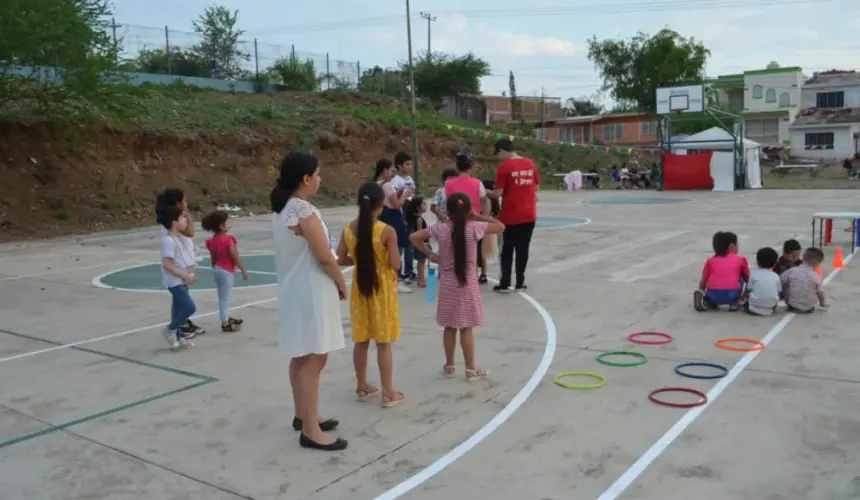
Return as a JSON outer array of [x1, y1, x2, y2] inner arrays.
[[793, 106, 860, 126], [804, 70, 860, 86]]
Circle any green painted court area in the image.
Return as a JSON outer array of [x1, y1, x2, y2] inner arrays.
[[97, 254, 278, 291]]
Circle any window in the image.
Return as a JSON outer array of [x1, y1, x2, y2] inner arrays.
[[805, 132, 834, 147], [535, 128, 549, 140], [746, 119, 779, 145], [602, 123, 624, 141], [779, 92, 790, 107], [765, 88, 776, 103], [640, 120, 657, 136], [816, 91, 845, 108], [752, 85, 763, 99], [560, 126, 574, 143]]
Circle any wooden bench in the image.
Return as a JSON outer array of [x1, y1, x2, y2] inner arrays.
[[771, 162, 820, 179]]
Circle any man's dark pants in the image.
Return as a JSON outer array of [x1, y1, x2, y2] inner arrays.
[[498, 221, 536, 289]]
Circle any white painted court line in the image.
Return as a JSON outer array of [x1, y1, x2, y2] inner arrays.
[[2, 266, 354, 363], [596, 251, 856, 500], [374, 283, 557, 500], [0, 260, 148, 282]]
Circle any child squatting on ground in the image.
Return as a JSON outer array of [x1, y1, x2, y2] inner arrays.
[[157, 204, 198, 350], [410, 193, 504, 381], [781, 247, 829, 313], [201, 210, 249, 332], [739, 247, 781, 316], [694, 231, 750, 312], [337, 181, 406, 408]]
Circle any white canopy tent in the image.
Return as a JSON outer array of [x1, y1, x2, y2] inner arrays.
[[665, 126, 763, 190]]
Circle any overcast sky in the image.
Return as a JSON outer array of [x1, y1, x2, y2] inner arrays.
[[110, 0, 860, 104]]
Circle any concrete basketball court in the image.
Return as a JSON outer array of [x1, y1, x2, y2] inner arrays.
[[1, 190, 859, 500]]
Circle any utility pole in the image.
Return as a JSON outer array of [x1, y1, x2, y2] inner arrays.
[[540, 86, 546, 140], [109, 17, 122, 67], [406, 1, 420, 190], [419, 12, 436, 59]]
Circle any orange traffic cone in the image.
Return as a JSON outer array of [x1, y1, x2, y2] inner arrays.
[[814, 265, 823, 277], [833, 247, 845, 269]]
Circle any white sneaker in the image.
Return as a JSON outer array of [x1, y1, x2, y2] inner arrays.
[[179, 337, 195, 348], [163, 328, 180, 350], [397, 282, 412, 293]]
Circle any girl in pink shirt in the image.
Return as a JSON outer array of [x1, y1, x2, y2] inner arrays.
[[694, 231, 750, 311], [202, 211, 249, 332]]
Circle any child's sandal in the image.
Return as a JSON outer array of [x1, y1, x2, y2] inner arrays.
[[228, 317, 244, 325], [443, 365, 456, 377], [381, 391, 406, 408], [356, 385, 379, 401], [221, 323, 241, 333], [466, 368, 489, 382]]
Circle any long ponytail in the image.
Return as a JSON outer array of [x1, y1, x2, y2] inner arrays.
[[446, 193, 471, 286], [355, 182, 385, 297]]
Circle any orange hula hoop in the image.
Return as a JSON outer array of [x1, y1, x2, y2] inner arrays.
[[715, 337, 765, 352]]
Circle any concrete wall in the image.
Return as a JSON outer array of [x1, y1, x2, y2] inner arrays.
[[744, 71, 802, 112], [801, 82, 860, 109], [790, 125, 859, 159]]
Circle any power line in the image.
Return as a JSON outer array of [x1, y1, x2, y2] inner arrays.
[[251, 0, 837, 34]]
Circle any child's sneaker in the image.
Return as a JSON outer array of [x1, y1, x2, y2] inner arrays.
[[397, 281, 412, 293], [179, 337, 195, 348], [182, 319, 204, 336], [163, 328, 180, 351], [493, 285, 511, 294], [693, 290, 707, 311]]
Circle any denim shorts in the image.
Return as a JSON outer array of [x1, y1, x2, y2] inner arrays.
[[705, 289, 742, 305]]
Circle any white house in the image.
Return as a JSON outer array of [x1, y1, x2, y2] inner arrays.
[[790, 70, 860, 160], [710, 62, 803, 147]]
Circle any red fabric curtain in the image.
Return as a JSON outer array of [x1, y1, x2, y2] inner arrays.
[[662, 152, 714, 190]]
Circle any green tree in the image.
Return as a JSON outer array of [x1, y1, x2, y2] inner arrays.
[[359, 66, 407, 97], [563, 96, 603, 117], [508, 70, 521, 121], [0, 0, 123, 112], [122, 47, 210, 77], [269, 56, 320, 91], [191, 5, 249, 79], [586, 28, 709, 112], [404, 52, 491, 109]]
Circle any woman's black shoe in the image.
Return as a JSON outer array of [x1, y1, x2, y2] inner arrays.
[[299, 433, 348, 451], [292, 417, 339, 432]]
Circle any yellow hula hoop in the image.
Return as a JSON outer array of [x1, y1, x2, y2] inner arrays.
[[553, 371, 606, 390]]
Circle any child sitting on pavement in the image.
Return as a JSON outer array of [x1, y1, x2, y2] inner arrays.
[[694, 231, 750, 312], [780, 247, 829, 313], [774, 238, 803, 275], [740, 247, 781, 316]]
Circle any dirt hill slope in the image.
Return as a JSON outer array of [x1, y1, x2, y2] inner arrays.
[[0, 87, 641, 242]]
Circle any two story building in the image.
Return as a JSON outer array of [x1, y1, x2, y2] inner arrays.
[[789, 70, 860, 159], [709, 62, 804, 147], [536, 112, 658, 147]]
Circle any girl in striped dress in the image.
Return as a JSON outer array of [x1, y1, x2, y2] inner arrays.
[[410, 193, 504, 381]]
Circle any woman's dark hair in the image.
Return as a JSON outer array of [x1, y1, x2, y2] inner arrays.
[[712, 231, 729, 256], [201, 210, 229, 234], [445, 193, 471, 286], [394, 152, 412, 169], [756, 247, 779, 268], [441, 168, 458, 183], [404, 196, 425, 231], [783, 238, 801, 254], [271, 151, 318, 213], [374, 158, 393, 180], [355, 182, 385, 298], [156, 205, 182, 230]]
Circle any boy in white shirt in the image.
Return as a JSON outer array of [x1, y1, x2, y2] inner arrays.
[[157, 205, 198, 350], [391, 152, 416, 282], [741, 247, 782, 316]]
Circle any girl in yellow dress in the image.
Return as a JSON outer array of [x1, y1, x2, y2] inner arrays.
[[337, 181, 406, 408]]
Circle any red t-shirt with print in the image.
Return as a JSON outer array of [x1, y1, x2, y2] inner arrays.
[[494, 157, 540, 225]]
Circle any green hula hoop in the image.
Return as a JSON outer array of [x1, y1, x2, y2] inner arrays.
[[553, 371, 606, 390], [597, 351, 647, 367]]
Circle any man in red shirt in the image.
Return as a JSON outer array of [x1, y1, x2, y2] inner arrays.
[[489, 138, 540, 293]]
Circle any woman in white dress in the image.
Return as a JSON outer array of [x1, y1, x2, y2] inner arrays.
[[271, 151, 348, 451]]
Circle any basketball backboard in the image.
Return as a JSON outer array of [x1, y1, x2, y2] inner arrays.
[[656, 84, 705, 114]]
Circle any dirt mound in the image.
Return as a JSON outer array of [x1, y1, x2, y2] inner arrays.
[[0, 90, 639, 242]]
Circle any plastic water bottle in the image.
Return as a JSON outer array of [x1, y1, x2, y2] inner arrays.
[[425, 267, 437, 302]]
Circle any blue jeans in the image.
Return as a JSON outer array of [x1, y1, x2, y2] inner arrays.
[[401, 242, 414, 275], [705, 289, 742, 305], [212, 266, 234, 323], [168, 285, 197, 332]]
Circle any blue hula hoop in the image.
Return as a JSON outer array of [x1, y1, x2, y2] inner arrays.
[[674, 362, 728, 380]]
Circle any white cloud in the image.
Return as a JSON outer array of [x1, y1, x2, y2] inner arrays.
[[431, 13, 580, 57]]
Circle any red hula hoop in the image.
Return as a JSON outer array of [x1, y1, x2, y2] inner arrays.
[[648, 386, 708, 408], [628, 331, 674, 345]]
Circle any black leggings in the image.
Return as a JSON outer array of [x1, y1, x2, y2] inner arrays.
[[499, 222, 536, 288]]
